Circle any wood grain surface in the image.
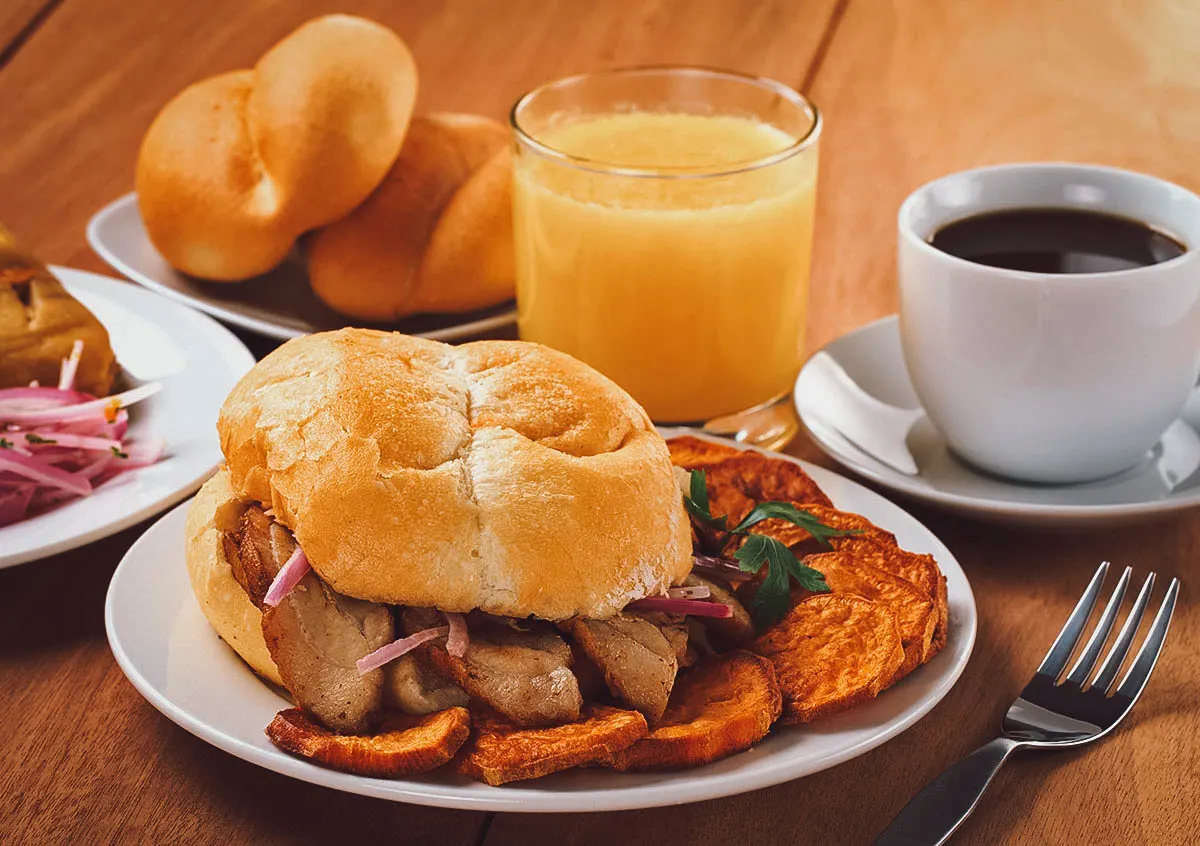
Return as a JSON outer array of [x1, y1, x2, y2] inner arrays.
[[1, 1, 1197, 845]]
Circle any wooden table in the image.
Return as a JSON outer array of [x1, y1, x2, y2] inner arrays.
[[1, 1, 1197, 843]]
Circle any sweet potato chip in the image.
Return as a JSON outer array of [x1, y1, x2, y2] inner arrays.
[[750, 594, 903, 725], [803, 551, 936, 678], [605, 650, 781, 772], [667, 435, 744, 469], [833, 538, 948, 658], [456, 705, 647, 785], [266, 706, 469, 777]]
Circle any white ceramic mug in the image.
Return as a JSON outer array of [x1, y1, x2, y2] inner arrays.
[[897, 163, 1200, 484]]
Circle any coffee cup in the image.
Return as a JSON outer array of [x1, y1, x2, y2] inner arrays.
[[897, 163, 1200, 484]]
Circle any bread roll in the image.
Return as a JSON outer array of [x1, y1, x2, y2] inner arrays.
[[307, 113, 514, 320], [217, 329, 692, 620], [136, 15, 417, 281]]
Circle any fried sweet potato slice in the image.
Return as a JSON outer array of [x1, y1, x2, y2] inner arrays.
[[605, 650, 781, 772], [666, 435, 743, 468], [456, 705, 647, 785], [803, 551, 936, 678], [751, 594, 903, 725], [266, 707, 470, 778]]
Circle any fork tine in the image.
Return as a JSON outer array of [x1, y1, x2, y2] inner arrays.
[[1037, 561, 1109, 679], [1115, 578, 1179, 700], [1091, 572, 1155, 693], [1065, 566, 1131, 686]]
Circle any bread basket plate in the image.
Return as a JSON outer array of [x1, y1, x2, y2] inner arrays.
[[0, 268, 254, 568], [87, 193, 518, 342], [105, 433, 976, 812]]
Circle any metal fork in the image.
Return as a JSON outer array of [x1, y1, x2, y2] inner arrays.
[[875, 562, 1180, 846]]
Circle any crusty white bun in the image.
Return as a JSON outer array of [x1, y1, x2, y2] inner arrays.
[[213, 328, 692, 620], [136, 15, 417, 281], [307, 112, 514, 321]]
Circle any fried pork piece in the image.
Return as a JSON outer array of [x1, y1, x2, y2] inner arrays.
[[266, 707, 470, 777], [224, 506, 393, 734], [403, 610, 582, 727], [751, 594, 903, 724], [561, 615, 678, 722], [684, 574, 755, 647], [605, 650, 781, 772], [384, 653, 469, 715], [803, 551, 936, 679], [456, 705, 647, 785]]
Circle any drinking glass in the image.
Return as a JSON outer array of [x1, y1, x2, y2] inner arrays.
[[510, 67, 821, 448]]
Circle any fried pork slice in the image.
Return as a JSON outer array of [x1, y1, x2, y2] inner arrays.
[[224, 506, 394, 734], [384, 652, 469, 715], [402, 610, 582, 727], [684, 574, 755, 647], [561, 614, 678, 723], [267, 707, 470, 777]]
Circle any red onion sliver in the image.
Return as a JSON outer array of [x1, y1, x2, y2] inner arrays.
[[0, 382, 161, 427], [0, 450, 92, 497], [356, 626, 450, 675], [262, 547, 311, 607], [445, 612, 469, 658], [58, 340, 84, 391], [0, 386, 93, 410], [667, 585, 711, 600], [0, 485, 35, 526], [23, 432, 123, 453], [627, 597, 733, 618]]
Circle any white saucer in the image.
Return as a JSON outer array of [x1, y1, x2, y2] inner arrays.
[[106, 434, 976, 813], [0, 267, 254, 567], [794, 315, 1200, 528], [87, 194, 517, 342]]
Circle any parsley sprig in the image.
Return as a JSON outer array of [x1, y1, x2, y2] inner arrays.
[[684, 469, 859, 628]]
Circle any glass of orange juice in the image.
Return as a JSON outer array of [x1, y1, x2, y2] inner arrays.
[[510, 67, 821, 447]]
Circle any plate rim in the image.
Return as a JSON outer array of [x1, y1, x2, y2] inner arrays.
[[795, 313, 1200, 523], [86, 193, 518, 343], [105, 432, 977, 812], [0, 267, 254, 568]]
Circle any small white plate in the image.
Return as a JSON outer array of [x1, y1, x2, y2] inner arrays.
[[105, 435, 976, 813], [795, 315, 1200, 528], [0, 267, 254, 568], [87, 194, 518, 342]]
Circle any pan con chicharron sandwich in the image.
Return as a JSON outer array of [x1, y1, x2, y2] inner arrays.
[[186, 328, 948, 784]]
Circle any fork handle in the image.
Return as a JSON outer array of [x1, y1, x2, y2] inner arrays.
[[872, 738, 1021, 846]]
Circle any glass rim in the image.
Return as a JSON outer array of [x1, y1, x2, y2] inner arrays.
[[509, 65, 822, 179]]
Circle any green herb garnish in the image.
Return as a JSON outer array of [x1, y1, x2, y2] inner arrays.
[[24, 433, 56, 445], [684, 469, 860, 629], [0, 438, 11, 449], [111, 446, 129, 459]]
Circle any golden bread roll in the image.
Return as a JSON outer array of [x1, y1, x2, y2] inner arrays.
[[216, 328, 692, 620], [136, 15, 417, 281], [308, 113, 514, 320], [0, 225, 117, 394]]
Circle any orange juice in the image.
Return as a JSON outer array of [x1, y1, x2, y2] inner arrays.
[[513, 111, 818, 422]]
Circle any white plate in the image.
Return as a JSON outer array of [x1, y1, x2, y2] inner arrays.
[[84, 196, 516, 340], [795, 315, 1200, 528], [105, 435, 976, 813], [87, 193, 517, 342], [0, 267, 254, 568]]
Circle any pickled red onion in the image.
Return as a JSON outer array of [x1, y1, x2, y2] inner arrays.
[[263, 546, 311, 607], [445, 612, 469, 658], [627, 597, 733, 618], [356, 626, 450, 675]]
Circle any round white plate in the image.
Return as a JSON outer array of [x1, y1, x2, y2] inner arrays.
[[0, 267, 254, 568], [795, 315, 1200, 528], [105, 436, 976, 813], [87, 194, 517, 342]]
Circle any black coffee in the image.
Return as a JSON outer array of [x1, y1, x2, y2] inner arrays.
[[929, 208, 1186, 274]]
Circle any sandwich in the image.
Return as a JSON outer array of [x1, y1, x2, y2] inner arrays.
[[185, 328, 947, 783]]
